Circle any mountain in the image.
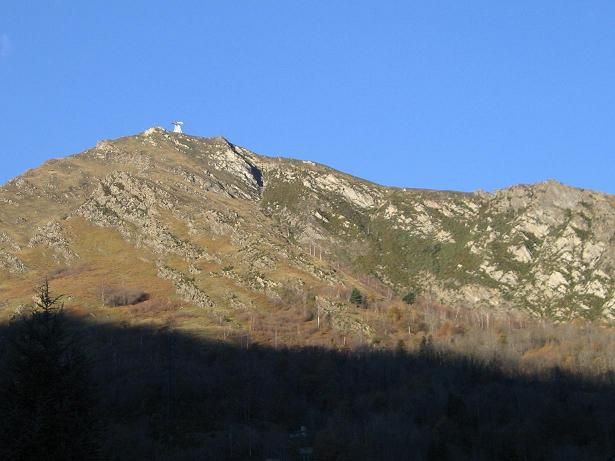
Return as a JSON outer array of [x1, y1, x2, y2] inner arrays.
[[0, 127, 614, 333]]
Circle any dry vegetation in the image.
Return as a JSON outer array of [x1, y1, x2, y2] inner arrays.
[[205, 277, 615, 381]]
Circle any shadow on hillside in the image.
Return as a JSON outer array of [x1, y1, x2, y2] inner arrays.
[[0, 315, 613, 461]]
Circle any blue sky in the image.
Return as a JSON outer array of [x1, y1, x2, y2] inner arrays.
[[1, 1, 614, 193]]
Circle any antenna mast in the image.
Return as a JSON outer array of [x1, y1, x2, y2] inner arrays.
[[172, 121, 184, 133]]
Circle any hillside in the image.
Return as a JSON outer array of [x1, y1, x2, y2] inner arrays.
[[1, 128, 615, 459], [0, 127, 614, 337]]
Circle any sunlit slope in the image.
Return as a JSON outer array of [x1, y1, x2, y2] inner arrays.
[[0, 127, 613, 325]]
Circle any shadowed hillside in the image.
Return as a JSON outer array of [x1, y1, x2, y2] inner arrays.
[[0, 312, 613, 460]]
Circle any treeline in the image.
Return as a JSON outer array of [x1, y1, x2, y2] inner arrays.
[[255, 282, 615, 379], [0, 284, 614, 460]]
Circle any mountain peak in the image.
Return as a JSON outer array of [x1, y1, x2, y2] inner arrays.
[[0, 132, 613, 323]]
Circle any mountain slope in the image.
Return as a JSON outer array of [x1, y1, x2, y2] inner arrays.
[[0, 127, 613, 327]]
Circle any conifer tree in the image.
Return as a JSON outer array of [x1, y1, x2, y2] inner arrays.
[[0, 280, 99, 460], [402, 291, 416, 305], [349, 288, 363, 306]]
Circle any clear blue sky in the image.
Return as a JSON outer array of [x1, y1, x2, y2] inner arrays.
[[1, 1, 614, 193]]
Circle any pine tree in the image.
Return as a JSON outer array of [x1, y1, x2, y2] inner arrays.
[[0, 280, 99, 460], [402, 291, 416, 305], [349, 288, 363, 306]]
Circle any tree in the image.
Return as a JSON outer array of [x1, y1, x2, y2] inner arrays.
[[402, 291, 416, 305], [349, 288, 363, 306], [0, 280, 99, 460]]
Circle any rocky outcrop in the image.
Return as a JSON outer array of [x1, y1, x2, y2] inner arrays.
[[156, 264, 214, 309], [0, 249, 27, 273], [75, 172, 205, 260], [29, 220, 78, 261], [0, 232, 26, 273], [315, 297, 373, 339]]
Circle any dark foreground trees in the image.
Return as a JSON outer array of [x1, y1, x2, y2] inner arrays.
[[0, 280, 99, 461], [0, 282, 613, 459]]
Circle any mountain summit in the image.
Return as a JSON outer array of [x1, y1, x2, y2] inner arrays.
[[1, 128, 613, 325]]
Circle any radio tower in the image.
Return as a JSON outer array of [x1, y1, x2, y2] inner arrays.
[[172, 121, 183, 133]]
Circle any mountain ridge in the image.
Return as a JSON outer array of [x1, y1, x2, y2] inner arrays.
[[0, 128, 613, 326]]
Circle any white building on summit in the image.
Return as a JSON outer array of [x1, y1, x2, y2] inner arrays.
[[172, 121, 184, 133]]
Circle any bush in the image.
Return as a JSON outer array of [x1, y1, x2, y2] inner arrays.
[[47, 264, 92, 280], [103, 287, 149, 307], [128, 298, 181, 315]]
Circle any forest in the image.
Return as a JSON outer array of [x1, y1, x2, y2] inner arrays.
[[0, 282, 613, 460]]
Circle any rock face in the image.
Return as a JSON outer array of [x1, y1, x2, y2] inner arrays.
[[29, 220, 78, 262], [0, 128, 614, 321]]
